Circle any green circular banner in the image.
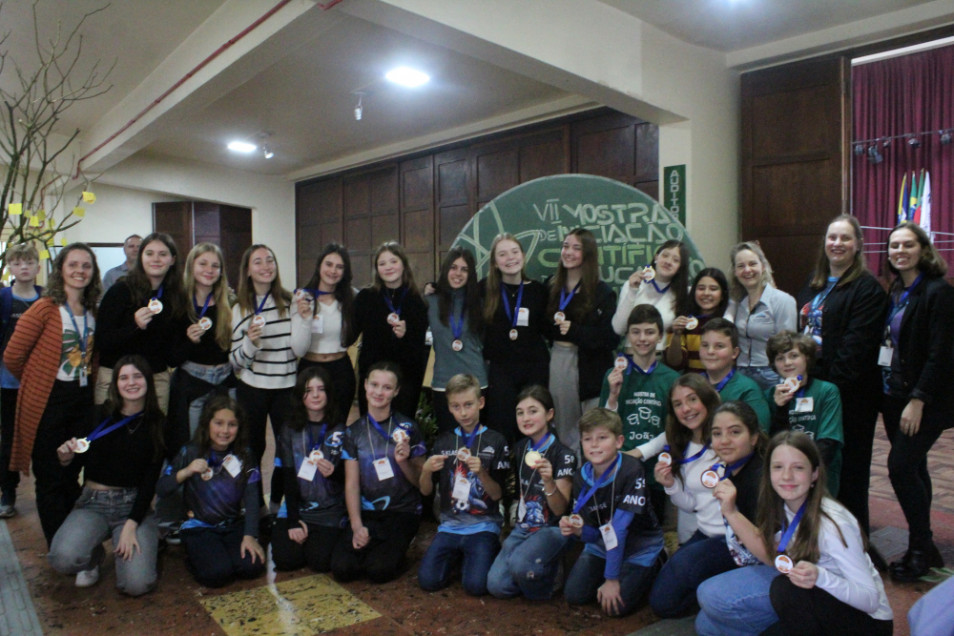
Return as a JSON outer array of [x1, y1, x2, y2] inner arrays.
[[451, 174, 705, 288]]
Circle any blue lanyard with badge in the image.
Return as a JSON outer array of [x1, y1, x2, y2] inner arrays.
[[298, 288, 333, 333], [879, 274, 922, 367], [64, 303, 90, 387], [501, 282, 527, 340], [567, 453, 622, 550], [298, 422, 329, 482], [774, 500, 807, 573]]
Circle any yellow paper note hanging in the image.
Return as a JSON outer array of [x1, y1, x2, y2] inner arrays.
[[8, 203, 22, 216], [72, 207, 85, 218], [82, 191, 96, 203], [36, 209, 46, 221], [59, 237, 67, 247], [39, 249, 50, 260], [29, 215, 40, 227]]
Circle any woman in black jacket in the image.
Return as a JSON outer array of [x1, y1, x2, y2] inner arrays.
[[796, 215, 887, 545], [880, 221, 953, 581], [546, 228, 617, 454]]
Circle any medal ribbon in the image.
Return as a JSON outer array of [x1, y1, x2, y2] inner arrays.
[[663, 443, 710, 465], [307, 422, 328, 452], [366, 413, 393, 442], [458, 425, 481, 450], [708, 452, 754, 481], [620, 353, 657, 377], [195, 292, 213, 319], [501, 282, 524, 329], [572, 453, 622, 515], [151, 285, 164, 303], [558, 281, 581, 313], [64, 304, 89, 366], [708, 368, 735, 392], [650, 279, 671, 294], [777, 500, 808, 554], [884, 272, 924, 340], [531, 432, 553, 453], [254, 292, 270, 316], [449, 300, 465, 341], [382, 286, 408, 318], [86, 412, 143, 443]]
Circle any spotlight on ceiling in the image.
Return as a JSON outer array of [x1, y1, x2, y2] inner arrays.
[[354, 93, 363, 121], [867, 145, 883, 164], [227, 140, 257, 154], [262, 144, 274, 159], [385, 66, 430, 88]]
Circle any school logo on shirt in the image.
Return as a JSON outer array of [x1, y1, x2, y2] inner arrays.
[[327, 431, 344, 447]]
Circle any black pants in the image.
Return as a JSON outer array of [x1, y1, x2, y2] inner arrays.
[[835, 388, 879, 534], [235, 381, 292, 509], [297, 356, 356, 424], [331, 510, 420, 584], [485, 360, 549, 444], [33, 380, 89, 546], [0, 388, 21, 503], [882, 394, 945, 548], [271, 518, 343, 572], [181, 521, 265, 588], [768, 574, 892, 635]]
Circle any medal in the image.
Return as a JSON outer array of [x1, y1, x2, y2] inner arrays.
[[456, 447, 472, 462], [641, 266, 656, 282], [509, 328, 518, 341], [614, 355, 628, 371], [553, 311, 565, 323], [568, 514, 584, 528], [451, 339, 463, 352], [524, 450, 542, 468], [700, 470, 720, 489], [201, 467, 214, 481], [148, 298, 163, 314], [309, 449, 324, 463], [783, 375, 801, 393], [252, 314, 266, 328], [198, 316, 212, 331], [387, 312, 400, 325], [685, 317, 699, 330], [775, 554, 794, 574], [657, 451, 672, 466], [74, 438, 90, 454], [391, 429, 409, 444]]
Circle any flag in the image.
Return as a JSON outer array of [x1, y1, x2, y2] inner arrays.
[[918, 171, 931, 233], [897, 173, 909, 225], [908, 171, 920, 222]]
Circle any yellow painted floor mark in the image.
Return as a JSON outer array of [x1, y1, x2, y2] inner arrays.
[[200, 574, 380, 635]]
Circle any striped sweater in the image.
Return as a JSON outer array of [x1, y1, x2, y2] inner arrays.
[[230, 295, 310, 390]]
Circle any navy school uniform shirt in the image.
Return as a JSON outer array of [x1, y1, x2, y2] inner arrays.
[[277, 422, 347, 527], [514, 433, 577, 530], [158, 444, 261, 537], [572, 452, 663, 578], [341, 412, 426, 514], [429, 425, 510, 532]]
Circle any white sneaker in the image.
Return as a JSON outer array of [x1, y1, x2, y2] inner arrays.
[[75, 566, 100, 588]]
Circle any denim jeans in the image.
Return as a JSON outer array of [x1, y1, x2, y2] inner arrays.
[[487, 526, 570, 600], [48, 487, 159, 596], [739, 366, 781, 391], [696, 564, 780, 636], [418, 530, 500, 596], [564, 550, 662, 617], [649, 530, 738, 618], [182, 362, 235, 439]]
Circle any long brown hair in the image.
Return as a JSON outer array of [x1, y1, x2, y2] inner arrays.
[[237, 244, 291, 318], [304, 243, 355, 347], [106, 354, 165, 461], [885, 221, 948, 288], [436, 247, 482, 332], [192, 394, 253, 469], [810, 215, 869, 289], [652, 240, 691, 316], [288, 366, 342, 431], [665, 374, 720, 487], [371, 241, 420, 297], [756, 431, 846, 563], [547, 228, 600, 319], [46, 243, 102, 313], [183, 242, 232, 351], [483, 233, 527, 324], [124, 232, 187, 318]]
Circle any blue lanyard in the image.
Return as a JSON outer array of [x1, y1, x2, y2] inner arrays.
[[501, 282, 524, 328], [708, 452, 753, 481], [87, 412, 143, 443], [663, 443, 710, 465], [367, 413, 392, 442], [708, 369, 735, 392], [449, 297, 465, 341], [573, 453, 621, 515], [64, 303, 88, 359], [151, 285, 164, 302], [886, 273, 923, 327], [777, 500, 808, 554], [195, 292, 213, 319], [559, 281, 580, 313], [307, 422, 328, 452], [530, 432, 553, 452], [458, 425, 481, 450], [255, 292, 270, 316], [810, 277, 838, 314], [383, 286, 408, 318], [650, 279, 671, 294], [619, 353, 656, 376], [301, 288, 333, 298]]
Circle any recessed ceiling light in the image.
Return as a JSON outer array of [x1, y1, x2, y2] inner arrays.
[[227, 141, 257, 153], [385, 66, 430, 88]]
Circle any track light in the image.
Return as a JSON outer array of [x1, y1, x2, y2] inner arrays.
[[941, 130, 953, 145], [907, 135, 921, 148], [354, 93, 363, 121], [262, 144, 274, 159], [867, 145, 883, 164]]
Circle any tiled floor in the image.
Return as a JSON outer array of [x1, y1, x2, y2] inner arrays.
[[2, 423, 952, 636]]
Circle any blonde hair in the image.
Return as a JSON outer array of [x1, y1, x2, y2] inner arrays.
[[184, 242, 232, 351]]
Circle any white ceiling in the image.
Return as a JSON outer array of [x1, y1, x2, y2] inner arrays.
[[0, 0, 947, 182]]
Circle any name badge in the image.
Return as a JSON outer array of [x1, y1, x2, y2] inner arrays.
[[298, 458, 318, 481], [794, 397, 814, 413], [222, 454, 242, 478], [452, 473, 471, 503], [79, 367, 88, 387], [311, 315, 324, 334], [599, 522, 618, 551], [516, 307, 529, 327], [878, 345, 894, 367], [424, 328, 434, 346], [373, 457, 394, 481]]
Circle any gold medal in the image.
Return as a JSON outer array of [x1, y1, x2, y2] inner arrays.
[[700, 470, 720, 489], [198, 316, 213, 331], [641, 266, 656, 282], [568, 514, 584, 528], [74, 438, 90, 454], [147, 298, 163, 314], [456, 447, 472, 462], [685, 317, 699, 330], [657, 451, 672, 466], [553, 311, 565, 323], [524, 450, 542, 468], [392, 429, 409, 444]]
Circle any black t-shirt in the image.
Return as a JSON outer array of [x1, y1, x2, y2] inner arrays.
[[513, 433, 577, 529]]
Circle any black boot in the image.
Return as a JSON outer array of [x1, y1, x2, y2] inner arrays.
[[890, 543, 943, 582]]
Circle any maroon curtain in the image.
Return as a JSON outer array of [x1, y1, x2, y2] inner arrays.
[[852, 44, 954, 276]]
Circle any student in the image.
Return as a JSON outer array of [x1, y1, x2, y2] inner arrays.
[[418, 374, 509, 595], [766, 331, 843, 496], [331, 361, 426, 584], [0, 243, 42, 518], [649, 400, 764, 617], [698, 318, 771, 430], [487, 385, 576, 600], [696, 431, 892, 636], [601, 304, 678, 519], [271, 367, 347, 573], [612, 240, 690, 343], [427, 248, 486, 434], [560, 408, 665, 617], [664, 267, 730, 372], [48, 355, 164, 594], [156, 395, 265, 588], [352, 242, 428, 418], [296, 243, 358, 416], [4, 244, 101, 546], [546, 228, 618, 453]]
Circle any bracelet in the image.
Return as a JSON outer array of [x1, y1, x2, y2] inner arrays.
[[543, 486, 557, 497]]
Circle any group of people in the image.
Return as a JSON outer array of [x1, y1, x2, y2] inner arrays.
[[0, 214, 948, 633]]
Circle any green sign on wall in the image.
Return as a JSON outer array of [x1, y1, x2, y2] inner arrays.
[[663, 164, 687, 227], [450, 174, 705, 289]]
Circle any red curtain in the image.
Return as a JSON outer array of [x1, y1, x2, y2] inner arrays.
[[852, 44, 954, 276]]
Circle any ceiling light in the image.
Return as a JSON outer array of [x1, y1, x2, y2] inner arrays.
[[227, 141, 257, 153], [354, 93, 363, 121], [262, 144, 274, 159], [385, 66, 430, 88]]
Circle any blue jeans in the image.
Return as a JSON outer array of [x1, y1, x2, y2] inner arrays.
[[48, 487, 159, 596], [649, 530, 737, 617], [418, 530, 500, 596], [696, 564, 780, 636], [739, 366, 781, 391], [564, 550, 662, 617], [487, 526, 570, 600]]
